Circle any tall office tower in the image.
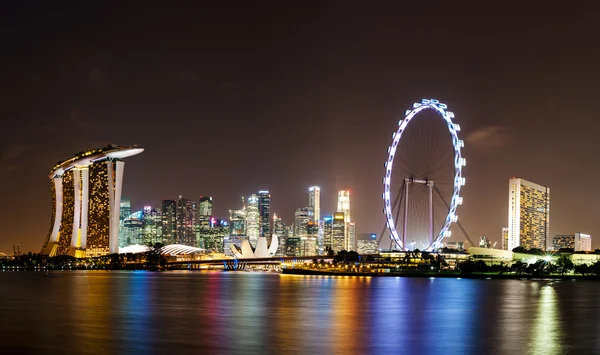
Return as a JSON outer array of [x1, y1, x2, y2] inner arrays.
[[118, 197, 132, 247], [502, 227, 509, 250], [246, 194, 260, 246], [301, 221, 319, 256], [273, 214, 287, 256], [208, 218, 228, 252], [285, 237, 301, 257], [307, 222, 319, 236], [120, 197, 131, 221], [229, 207, 247, 236], [258, 190, 271, 237], [508, 178, 550, 251], [122, 210, 143, 246], [347, 222, 356, 251], [337, 190, 351, 223], [176, 196, 188, 244], [161, 200, 177, 244], [40, 145, 144, 258], [185, 200, 198, 247], [337, 190, 352, 251], [176, 196, 197, 246], [198, 196, 213, 230], [323, 216, 333, 252], [142, 206, 162, 245], [332, 212, 346, 252], [308, 186, 321, 223], [294, 207, 313, 237]]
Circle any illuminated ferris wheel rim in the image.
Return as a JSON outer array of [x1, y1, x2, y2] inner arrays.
[[383, 98, 466, 251]]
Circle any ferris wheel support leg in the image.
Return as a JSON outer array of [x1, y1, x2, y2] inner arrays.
[[428, 181, 434, 248], [403, 180, 409, 251]]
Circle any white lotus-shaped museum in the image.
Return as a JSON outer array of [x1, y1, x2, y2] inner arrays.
[[230, 235, 278, 258]]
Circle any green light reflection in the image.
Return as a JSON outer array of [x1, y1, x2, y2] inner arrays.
[[529, 285, 563, 355]]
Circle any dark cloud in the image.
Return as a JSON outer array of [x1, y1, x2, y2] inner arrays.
[[466, 126, 512, 151]]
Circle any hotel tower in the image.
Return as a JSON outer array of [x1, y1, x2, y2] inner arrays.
[[41, 145, 144, 258], [507, 177, 550, 251]]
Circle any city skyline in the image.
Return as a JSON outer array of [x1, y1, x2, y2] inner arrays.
[[2, 2, 600, 253]]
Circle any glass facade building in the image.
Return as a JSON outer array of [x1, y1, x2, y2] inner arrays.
[[258, 190, 271, 238], [246, 194, 260, 246], [308, 186, 320, 223], [161, 200, 177, 245], [294, 207, 312, 237], [323, 215, 333, 252], [198, 196, 213, 231], [332, 212, 346, 252]]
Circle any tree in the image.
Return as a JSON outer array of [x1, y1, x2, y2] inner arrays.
[[510, 260, 527, 275], [555, 255, 574, 275], [512, 246, 527, 254], [574, 264, 590, 276], [525, 260, 548, 276], [591, 261, 600, 276], [529, 248, 544, 255]]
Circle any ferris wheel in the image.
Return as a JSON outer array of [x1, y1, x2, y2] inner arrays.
[[382, 99, 466, 251]]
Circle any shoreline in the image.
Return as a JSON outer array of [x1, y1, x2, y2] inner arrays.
[[281, 268, 600, 280]]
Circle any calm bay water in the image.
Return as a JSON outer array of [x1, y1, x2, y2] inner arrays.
[[1, 271, 599, 354]]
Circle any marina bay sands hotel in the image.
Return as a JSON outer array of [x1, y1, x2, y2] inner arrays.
[[41, 145, 143, 258]]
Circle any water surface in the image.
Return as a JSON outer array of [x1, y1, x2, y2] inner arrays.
[[1, 271, 598, 354]]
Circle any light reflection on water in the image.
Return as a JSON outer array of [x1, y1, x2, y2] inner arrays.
[[1, 271, 599, 354]]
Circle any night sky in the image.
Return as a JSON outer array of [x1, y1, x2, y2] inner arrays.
[[2, 1, 600, 253]]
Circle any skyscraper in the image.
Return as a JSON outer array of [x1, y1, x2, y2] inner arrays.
[[118, 197, 131, 247], [161, 200, 177, 244], [122, 210, 143, 246], [176, 196, 197, 246], [120, 197, 131, 221], [347, 221, 356, 251], [258, 190, 271, 237], [332, 212, 346, 252], [40, 145, 144, 257], [185, 200, 198, 247], [337, 190, 352, 251], [142, 206, 162, 245], [198, 196, 213, 231], [294, 207, 312, 237], [508, 178, 550, 251], [337, 190, 351, 223], [246, 194, 260, 246], [308, 186, 320, 223], [323, 215, 333, 252], [273, 213, 287, 256], [229, 205, 247, 237], [176, 196, 188, 244]]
